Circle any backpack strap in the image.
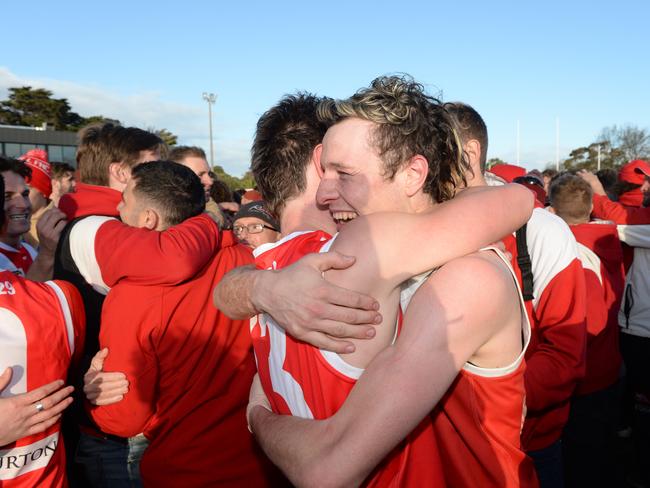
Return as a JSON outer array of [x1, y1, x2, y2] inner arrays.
[[516, 224, 534, 302]]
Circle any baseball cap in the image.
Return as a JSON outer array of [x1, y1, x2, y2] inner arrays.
[[618, 159, 650, 186], [233, 201, 279, 230]]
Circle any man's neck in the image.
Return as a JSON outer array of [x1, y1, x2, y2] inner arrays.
[[0, 235, 20, 249], [465, 169, 488, 188], [279, 197, 336, 237]]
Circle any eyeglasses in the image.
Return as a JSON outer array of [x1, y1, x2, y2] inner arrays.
[[233, 223, 278, 235]]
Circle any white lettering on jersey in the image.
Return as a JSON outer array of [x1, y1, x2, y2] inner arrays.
[[0, 281, 16, 295], [0, 308, 27, 397], [0, 433, 58, 480]]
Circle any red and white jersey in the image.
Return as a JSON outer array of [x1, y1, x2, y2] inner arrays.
[[0, 242, 37, 277], [0, 271, 85, 487], [504, 208, 587, 451], [430, 247, 538, 488], [252, 231, 444, 487]]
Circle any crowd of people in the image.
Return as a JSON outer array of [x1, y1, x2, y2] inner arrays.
[[0, 74, 648, 488]]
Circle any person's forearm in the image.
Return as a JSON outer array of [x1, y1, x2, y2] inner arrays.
[[25, 251, 54, 282], [250, 407, 348, 488], [213, 265, 262, 319]]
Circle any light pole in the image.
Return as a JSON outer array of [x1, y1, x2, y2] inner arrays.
[[202, 92, 217, 166]]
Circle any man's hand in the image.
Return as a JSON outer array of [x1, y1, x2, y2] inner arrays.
[[577, 170, 607, 196], [246, 374, 271, 433], [218, 202, 240, 213], [0, 367, 74, 446], [83, 348, 129, 406], [253, 251, 382, 354], [35, 207, 68, 255], [26, 207, 68, 281]]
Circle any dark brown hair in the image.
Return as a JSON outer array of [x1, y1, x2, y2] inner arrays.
[[251, 93, 330, 217], [76, 123, 165, 186]]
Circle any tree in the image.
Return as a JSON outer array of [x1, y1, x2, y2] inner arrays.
[[561, 141, 624, 171], [0, 86, 122, 132], [0, 86, 85, 130], [211, 165, 255, 191], [598, 124, 650, 164], [147, 127, 178, 147]]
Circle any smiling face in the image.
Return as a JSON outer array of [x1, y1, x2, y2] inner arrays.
[[316, 118, 410, 229], [1, 171, 32, 244]]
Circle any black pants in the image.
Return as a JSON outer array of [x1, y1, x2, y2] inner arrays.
[[562, 382, 620, 488], [620, 333, 650, 485]]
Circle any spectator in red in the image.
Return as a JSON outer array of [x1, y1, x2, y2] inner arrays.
[[548, 174, 625, 487]]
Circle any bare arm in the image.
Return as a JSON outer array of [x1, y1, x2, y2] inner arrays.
[[325, 183, 533, 366], [250, 254, 516, 486], [214, 253, 382, 353]]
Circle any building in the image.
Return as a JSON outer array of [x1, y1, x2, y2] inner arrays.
[[0, 125, 77, 165]]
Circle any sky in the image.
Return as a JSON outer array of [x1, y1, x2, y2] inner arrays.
[[1, 0, 648, 176]]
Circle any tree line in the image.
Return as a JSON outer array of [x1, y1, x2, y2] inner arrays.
[[487, 124, 650, 172], [0, 86, 252, 188]]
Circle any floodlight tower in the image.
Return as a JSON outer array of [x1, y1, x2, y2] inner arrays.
[[202, 92, 217, 166]]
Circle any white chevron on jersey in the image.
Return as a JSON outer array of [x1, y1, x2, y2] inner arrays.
[[69, 215, 116, 295], [44, 281, 75, 356], [0, 308, 27, 396]]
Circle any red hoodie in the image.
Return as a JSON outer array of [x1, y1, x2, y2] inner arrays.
[[570, 222, 624, 395], [58, 182, 221, 287]]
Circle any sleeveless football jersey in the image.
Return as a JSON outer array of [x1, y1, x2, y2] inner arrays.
[[0, 271, 84, 487], [0, 242, 37, 276], [430, 248, 538, 488], [252, 231, 443, 487]]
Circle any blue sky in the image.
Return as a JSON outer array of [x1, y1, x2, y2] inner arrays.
[[2, 0, 648, 176]]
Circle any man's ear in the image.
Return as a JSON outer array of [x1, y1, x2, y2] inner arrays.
[[404, 154, 429, 197], [312, 144, 324, 178], [464, 139, 482, 172], [109, 162, 131, 186], [143, 208, 161, 230]]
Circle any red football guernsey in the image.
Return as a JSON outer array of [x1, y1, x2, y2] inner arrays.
[[430, 248, 538, 488], [252, 231, 444, 487], [0, 272, 85, 487], [0, 242, 37, 276]]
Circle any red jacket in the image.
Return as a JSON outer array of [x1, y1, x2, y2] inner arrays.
[[504, 208, 587, 451], [89, 233, 277, 486], [570, 222, 624, 395]]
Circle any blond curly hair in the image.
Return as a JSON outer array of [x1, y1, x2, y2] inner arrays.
[[317, 75, 469, 203]]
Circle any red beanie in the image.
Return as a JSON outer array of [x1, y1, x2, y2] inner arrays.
[[19, 149, 52, 198]]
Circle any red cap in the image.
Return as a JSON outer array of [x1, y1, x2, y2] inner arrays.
[[618, 160, 650, 186], [242, 190, 263, 202], [19, 149, 52, 198], [488, 163, 527, 183]]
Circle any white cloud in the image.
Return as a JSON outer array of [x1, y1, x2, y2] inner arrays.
[[0, 67, 251, 176]]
